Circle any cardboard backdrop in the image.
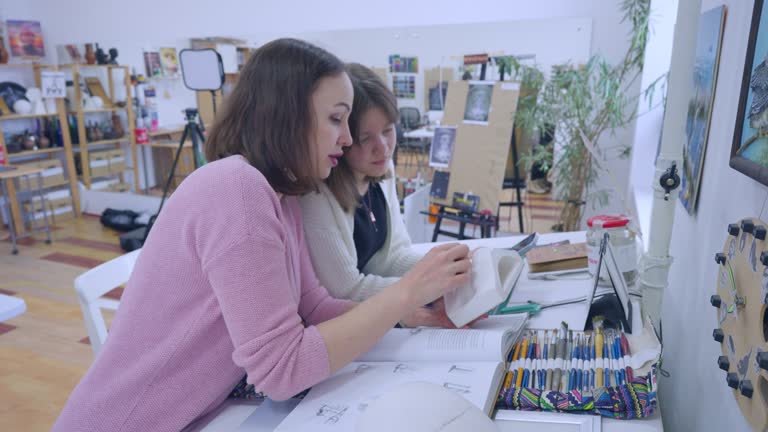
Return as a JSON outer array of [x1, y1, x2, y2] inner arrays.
[[432, 80, 520, 212]]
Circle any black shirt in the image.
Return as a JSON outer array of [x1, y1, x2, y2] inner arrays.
[[353, 183, 388, 271]]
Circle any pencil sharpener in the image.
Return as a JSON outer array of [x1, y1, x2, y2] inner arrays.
[[713, 329, 725, 343], [728, 224, 740, 236], [740, 380, 754, 398], [742, 219, 755, 234], [756, 225, 767, 240]]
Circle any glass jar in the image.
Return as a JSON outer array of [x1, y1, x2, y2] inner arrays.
[[586, 215, 639, 286]]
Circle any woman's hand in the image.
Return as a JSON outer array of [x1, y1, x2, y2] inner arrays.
[[400, 298, 488, 329], [397, 243, 471, 309]]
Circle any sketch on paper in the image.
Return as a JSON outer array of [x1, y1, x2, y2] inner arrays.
[[393, 363, 414, 374], [355, 364, 372, 374], [443, 382, 472, 394], [316, 404, 349, 425], [448, 365, 475, 374]]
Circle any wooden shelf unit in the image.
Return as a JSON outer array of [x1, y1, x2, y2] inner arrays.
[[60, 64, 139, 192], [0, 63, 82, 230]]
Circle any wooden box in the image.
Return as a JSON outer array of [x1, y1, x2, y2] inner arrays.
[[16, 159, 67, 190], [89, 151, 111, 178]]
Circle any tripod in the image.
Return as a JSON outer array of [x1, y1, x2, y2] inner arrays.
[[119, 108, 208, 251], [140, 108, 206, 244]]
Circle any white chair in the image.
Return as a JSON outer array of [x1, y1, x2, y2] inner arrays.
[[403, 183, 431, 244], [74, 248, 141, 356]]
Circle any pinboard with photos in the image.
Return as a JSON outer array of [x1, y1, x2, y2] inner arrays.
[[430, 80, 520, 213]]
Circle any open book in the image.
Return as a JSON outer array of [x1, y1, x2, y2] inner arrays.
[[274, 315, 527, 431], [444, 247, 524, 328]]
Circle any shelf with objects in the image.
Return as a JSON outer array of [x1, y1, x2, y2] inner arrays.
[[136, 126, 193, 195], [0, 63, 81, 235], [60, 64, 139, 193]]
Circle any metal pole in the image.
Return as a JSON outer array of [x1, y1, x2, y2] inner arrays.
[[640, 0, 702, 329]]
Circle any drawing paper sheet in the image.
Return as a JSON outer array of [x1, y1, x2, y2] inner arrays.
[[273, 361, 500, 432], [357, 323, 521, 363]]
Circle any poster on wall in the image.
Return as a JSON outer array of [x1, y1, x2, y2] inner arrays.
[[429, 126, 457, 168], [463, 81, 494, 124], [732, 0, 768, 185], [143, 51, 163, 78], [389, 55, 418, 73], [680, 6, 726, 214], [7, 20, 45, 59], [392, 75, 415, 99], [159, 47, 180, 77]]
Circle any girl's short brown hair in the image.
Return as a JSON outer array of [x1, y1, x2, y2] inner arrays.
[[205, 38, 345, 195], [326, 63, 399, 212]]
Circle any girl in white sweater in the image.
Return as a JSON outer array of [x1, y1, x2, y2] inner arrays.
[[299, 64, 456, 327]]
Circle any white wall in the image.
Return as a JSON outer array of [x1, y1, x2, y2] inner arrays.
[[16, 0, 633, 120], [660, 1, 768, 431], [629, 0, 679, 243], [301, 18, 592, 113], [11, 0, 638, 198]]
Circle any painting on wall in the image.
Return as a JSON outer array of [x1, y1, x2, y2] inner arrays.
[[732, 0, 768, 186], [679, 6, 726, 214], [392, 75, 415, 99], [7, 20, 45, 59]]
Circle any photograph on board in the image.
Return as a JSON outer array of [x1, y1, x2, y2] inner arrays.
[[463, 81, 494, 124], [429, 126, 457, 168]]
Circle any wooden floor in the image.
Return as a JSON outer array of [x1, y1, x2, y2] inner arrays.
[[0, 215, 122, 431], [0, 182, 562, 431]]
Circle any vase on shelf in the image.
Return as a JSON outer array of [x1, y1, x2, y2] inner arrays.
[[85, 44, 96, 65], [0, 37, 8, 64]]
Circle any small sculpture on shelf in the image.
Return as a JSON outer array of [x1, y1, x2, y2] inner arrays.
[[0, 37, 8, 64], [84, 43, 96, 65], [111, 112, 124, 138], [95, 44, 108, 65], [108, 48, 119, 65], [21, 130, 37, 150]]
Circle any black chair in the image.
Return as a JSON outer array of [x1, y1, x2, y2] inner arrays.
[[399, 107, 421, 131]]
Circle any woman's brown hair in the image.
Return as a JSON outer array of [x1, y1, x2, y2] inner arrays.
[[205, 38, 345, 195], [326, 63, 399, 212]]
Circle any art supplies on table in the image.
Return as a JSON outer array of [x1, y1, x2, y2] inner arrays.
[[496, 319, 661, 420], [444, 247, 524, 327], [525, 242, 588, 273], [499, 232, 636, 334], [273, 315, 528, 431]]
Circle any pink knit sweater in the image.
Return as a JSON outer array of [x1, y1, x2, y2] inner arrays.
[[53, 156, 354, 431]]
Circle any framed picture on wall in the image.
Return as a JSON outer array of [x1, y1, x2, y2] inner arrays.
[[732, 0, 768, 185], [679, 6, 726, 214], [7, 20, 45, 59]]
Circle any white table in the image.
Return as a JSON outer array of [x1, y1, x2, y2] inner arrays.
[[205, 232, 662, 431], [403, 127, 435, 139]]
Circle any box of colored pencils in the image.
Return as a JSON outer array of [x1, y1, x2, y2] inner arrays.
[[496, 328, 658, 419]]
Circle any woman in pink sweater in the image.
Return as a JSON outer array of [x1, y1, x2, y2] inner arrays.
[[53, 39, 470, 432]]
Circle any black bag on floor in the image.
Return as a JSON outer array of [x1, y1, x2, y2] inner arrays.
[[100, 208, 143, 232]]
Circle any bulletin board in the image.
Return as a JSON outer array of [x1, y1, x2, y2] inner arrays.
[[431, 80, 520, 212]]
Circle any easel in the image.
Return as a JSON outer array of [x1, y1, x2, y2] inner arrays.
[[421, 205, 496, 241], [498, 126, 525, 233]]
